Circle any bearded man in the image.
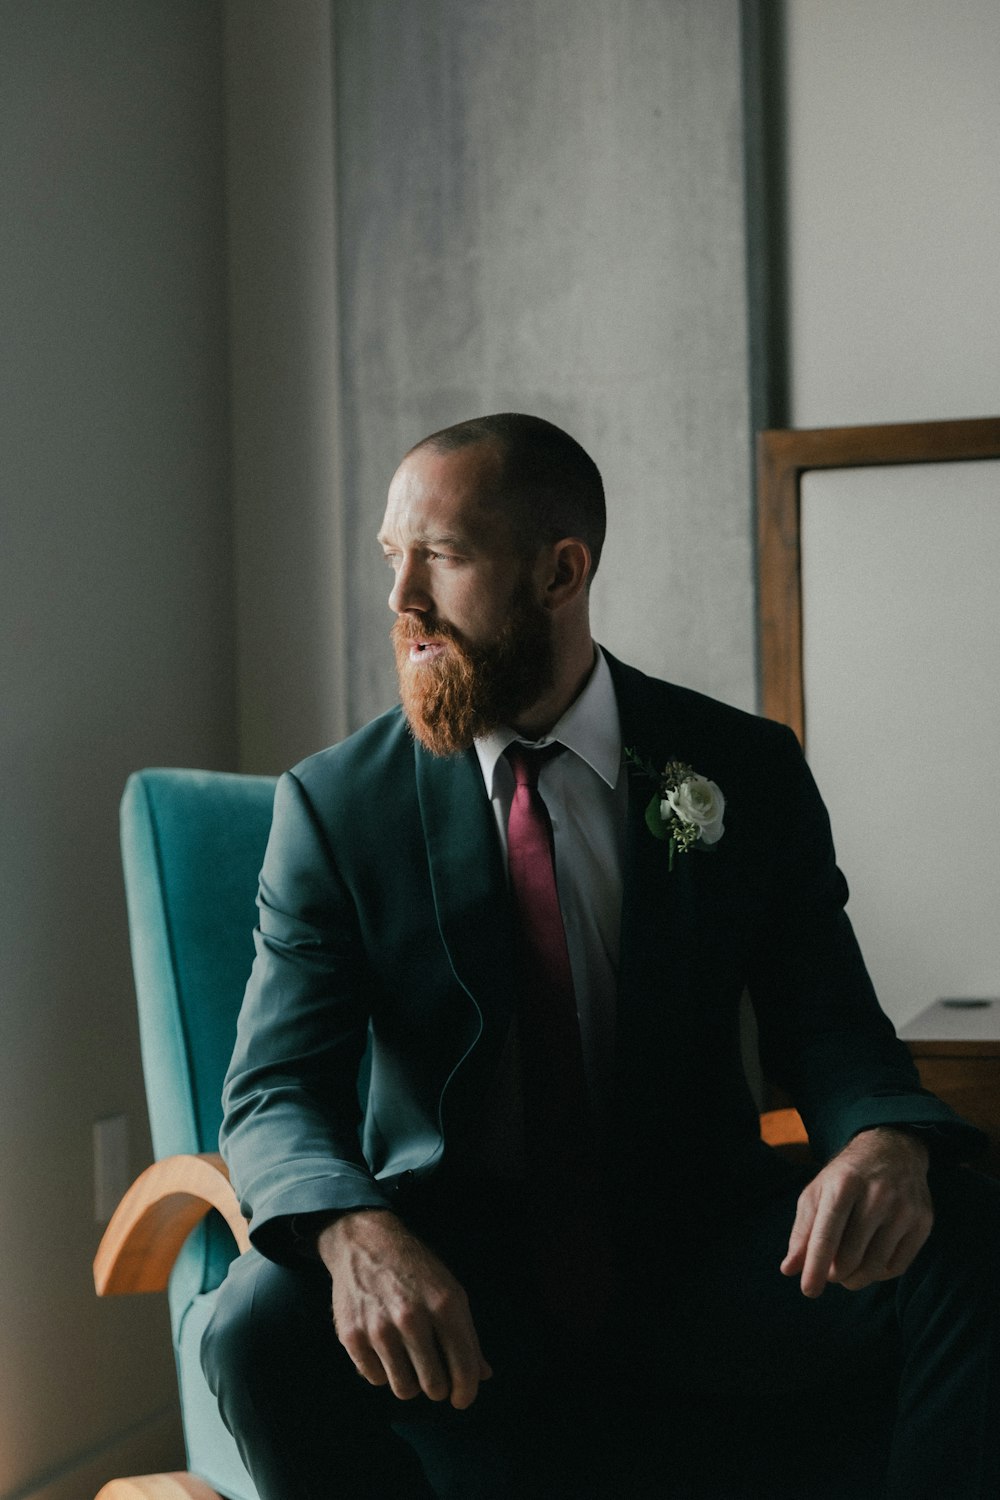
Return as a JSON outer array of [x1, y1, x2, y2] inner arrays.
[[204, 414, 999, 1499]]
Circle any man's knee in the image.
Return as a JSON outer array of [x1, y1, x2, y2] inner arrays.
[[201, 1247, 335, 1398], [898, 1164, 1000, 1332]]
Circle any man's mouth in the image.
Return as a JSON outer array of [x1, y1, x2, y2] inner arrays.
[[409, 638, 447, 663]]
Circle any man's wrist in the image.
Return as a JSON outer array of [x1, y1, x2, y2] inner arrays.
[[289, 1210, 343, 1259], [291, 1204, 397, 1258], [313, 1206, 400, 1266], [854, 1123, 932, 1166]]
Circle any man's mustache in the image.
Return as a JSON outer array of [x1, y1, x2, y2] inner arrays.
[[392, 615, 465, 648]]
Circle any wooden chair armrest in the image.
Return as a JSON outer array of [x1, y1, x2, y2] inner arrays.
[[94, 1151, 250, 1296], [96, 1476, 222, 1499], [759, 1106, 809, 1149]]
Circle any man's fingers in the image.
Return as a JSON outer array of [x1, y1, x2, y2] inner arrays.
[[352, 1291, 491, 1408], [830, 1217, 898, 1289], [780, 1191, 817, 1277], [884, 1219, 931, 1277], [338, 1311, 433, 1401], [430, 1290, 493, 1409], [374, 1327, 490, 1410], [826, 1200, 880, 1286], [392, 1314, 452, 1404], [398, 1305, 459, 1403], [340, 1329, 390, 1389], [797, 1196, 853, 1298], [833, 1215, 931, 1290]]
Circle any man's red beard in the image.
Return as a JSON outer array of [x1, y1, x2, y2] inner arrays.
[[393, 583, 555, 757]]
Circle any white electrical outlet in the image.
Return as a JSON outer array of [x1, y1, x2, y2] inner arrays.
[[94, 1114, 130, 1223]]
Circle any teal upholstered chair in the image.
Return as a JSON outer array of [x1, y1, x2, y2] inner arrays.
[[94, 768, 276, 1500]]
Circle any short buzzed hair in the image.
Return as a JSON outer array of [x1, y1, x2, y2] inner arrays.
[[410, 413, 606, 580]]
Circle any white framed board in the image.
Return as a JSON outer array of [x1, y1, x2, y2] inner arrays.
[[757, 418, 1000, 1027]]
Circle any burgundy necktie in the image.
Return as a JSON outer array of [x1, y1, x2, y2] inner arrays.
[[505, 743, 590, 1166], [504, 743, 611, 1335]]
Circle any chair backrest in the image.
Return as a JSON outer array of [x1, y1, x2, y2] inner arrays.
[[120, 767, 277, 1299]]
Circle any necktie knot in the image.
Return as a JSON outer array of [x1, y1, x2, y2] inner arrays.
[[505, 741, 563, 790]]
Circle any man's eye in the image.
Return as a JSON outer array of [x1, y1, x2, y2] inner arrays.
[[382, 553, 401, 568]]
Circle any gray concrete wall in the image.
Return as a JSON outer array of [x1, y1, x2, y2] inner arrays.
[[0, 3, 234, 1492], [335, 0, 757, 729]]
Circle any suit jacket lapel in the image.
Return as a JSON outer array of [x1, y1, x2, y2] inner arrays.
[[415, 742, 517, 1076], [605, 653, 698, 1114], [606, 650, 683, 966]]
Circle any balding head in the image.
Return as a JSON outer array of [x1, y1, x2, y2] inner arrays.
[[408, 413, 606, 583]]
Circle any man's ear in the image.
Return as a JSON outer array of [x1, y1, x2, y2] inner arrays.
[[541, 537, 592, 609]]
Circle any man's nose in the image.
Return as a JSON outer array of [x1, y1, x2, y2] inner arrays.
[[388, 557, 430, 615]]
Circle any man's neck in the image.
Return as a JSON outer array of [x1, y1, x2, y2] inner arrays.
[[511, 638, 597, 740]]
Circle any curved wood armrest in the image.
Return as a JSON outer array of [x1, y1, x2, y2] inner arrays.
[[760, 1106, 809, 1148], [96, 1475, 222, 1499], [94, 1152, 250, 1296]]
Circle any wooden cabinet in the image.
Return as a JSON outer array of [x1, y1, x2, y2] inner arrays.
[[900, 999, 1000, 1178]]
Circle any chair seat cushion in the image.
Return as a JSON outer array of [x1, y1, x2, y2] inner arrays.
[[176, 1290, 258, 1500]]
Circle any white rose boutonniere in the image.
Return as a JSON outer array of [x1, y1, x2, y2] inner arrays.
[[663, 777, 726, 846], [627, 750, 726, 872]]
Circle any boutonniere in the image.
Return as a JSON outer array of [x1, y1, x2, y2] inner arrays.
[[626, 749, 726, 872]]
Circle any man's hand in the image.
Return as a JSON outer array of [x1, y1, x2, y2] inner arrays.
[[781, 1126, 934, 1298], [318, 1210, 492, 1409]]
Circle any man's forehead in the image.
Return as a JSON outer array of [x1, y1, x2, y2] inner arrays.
[[379, 446, 509, 547], [397, 441, 498, 492]]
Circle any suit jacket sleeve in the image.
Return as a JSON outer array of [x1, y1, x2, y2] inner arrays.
[[220, 769, 394, 1264], [747, 723, 986, 1164]]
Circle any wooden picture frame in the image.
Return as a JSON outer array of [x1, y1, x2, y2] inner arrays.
[[756, 415, 1000, 746]]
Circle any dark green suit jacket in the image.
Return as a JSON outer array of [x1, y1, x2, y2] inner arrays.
[[221, 653, 982, 1264]]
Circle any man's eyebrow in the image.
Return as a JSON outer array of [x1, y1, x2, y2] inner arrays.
[[376, 531, 472, 550]]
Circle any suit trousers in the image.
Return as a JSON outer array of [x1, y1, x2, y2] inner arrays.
[[202, 1164, 1000, 1500]]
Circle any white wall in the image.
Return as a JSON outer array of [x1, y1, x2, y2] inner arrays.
[[0, 3, 235, 1493], [782, 0, 1000, 428], [778, 0, 1000, 1026], [801, 461, 1000, 1028]]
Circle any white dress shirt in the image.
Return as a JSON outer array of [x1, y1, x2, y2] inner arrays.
[[474, 646, 627, 1127]]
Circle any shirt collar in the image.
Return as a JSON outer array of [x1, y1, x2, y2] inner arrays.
[[474, 645, 622, 796]]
